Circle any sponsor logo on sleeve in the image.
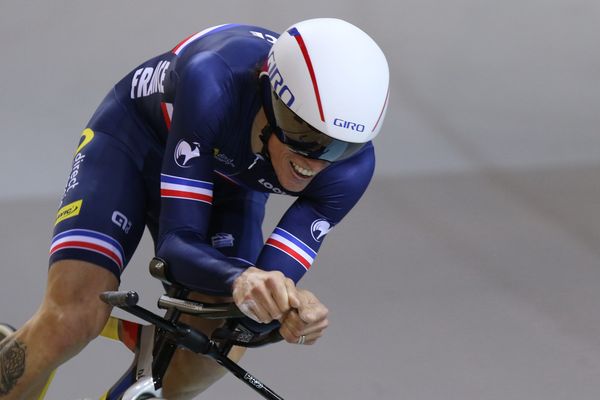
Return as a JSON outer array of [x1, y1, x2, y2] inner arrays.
[[213, 148, 235, 167], [310, 219, 332, 242], [55, 199, 83, 225], [63, 128, 95, 198], [112, 211, 132, 234], [211, 233, 235, 248], [75, 128, 94, 155], [174, 140, 201, 168]]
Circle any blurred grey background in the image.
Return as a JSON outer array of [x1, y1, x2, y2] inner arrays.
[[1, 0, 599, 399]]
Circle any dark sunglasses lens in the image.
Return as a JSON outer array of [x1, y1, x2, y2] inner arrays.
[[271, 91, 365, 162]]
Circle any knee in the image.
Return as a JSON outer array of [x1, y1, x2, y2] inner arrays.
[[33, 299, 110, 355], [50, 302, 109, 342], [32, 260, 118, 355]]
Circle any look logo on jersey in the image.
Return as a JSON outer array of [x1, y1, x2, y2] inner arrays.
[[174, 140, 201, 168]]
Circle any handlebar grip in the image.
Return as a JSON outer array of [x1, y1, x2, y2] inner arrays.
[[100, 290, 139, 307]]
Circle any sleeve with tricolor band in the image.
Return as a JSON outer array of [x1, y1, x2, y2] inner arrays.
[[256, 143, 376, 282], [257, 199, 329, 282], [156, 52, 247, 295], [50, 229, 126, 272]]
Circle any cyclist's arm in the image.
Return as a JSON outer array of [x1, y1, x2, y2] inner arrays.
[[155, 52, 249, 297], [248, 145, 375, 340], [255, 143, 376, 282]]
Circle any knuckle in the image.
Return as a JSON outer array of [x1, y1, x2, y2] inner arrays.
[[242, 293, 255, 303], [265, 277, 277, 289], [266, 273, 284, 287], [272, 270, 284, 279], [250, 285, 263, 296]]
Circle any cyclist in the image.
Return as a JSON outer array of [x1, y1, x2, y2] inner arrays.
[[0, 18, 389, 398]]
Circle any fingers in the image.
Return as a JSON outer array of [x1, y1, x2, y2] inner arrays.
[[231, 267, 329, 345], [285, 278, 301, 310], [237, 299, 269, 322], [267, 275, 290, 318], [232, 268, 295, 323], [298, 302, 328, 325], [279, 310, 304, 343], [278, 308, 329, 345]]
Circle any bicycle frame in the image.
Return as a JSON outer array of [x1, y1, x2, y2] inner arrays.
[[36, 257, 285, 400], [98, 316, 162, 399], [34, 316, 158, 400], [94, 291, 284, 399]]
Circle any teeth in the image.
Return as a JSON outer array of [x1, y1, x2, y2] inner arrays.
[[291, 161, 315, 177]]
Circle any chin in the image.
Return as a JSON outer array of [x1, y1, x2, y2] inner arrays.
[[276, 176, 303, 192], [283, 181, 309, 193], [278, 171, 313, 193]]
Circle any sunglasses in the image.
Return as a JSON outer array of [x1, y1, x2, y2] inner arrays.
[[270, 91, 365, 162]]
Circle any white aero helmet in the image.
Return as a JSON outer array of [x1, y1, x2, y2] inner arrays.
[[264, 18, 390, 162]]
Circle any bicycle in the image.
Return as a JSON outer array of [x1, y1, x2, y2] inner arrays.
[[3, 258, 286, 400]]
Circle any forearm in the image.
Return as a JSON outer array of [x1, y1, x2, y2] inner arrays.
[[156, 230, 249, 296]]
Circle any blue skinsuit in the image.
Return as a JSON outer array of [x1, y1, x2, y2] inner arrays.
[[50, 24, 375, 298]]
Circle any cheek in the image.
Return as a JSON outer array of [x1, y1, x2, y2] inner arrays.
[[309, 160, 329, 174]]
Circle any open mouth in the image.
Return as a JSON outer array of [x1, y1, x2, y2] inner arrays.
[[290, 161, 315, 179]]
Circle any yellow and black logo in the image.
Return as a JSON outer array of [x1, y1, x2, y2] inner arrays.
[[55, 199, 83, 225], [75, 128, 94, 155]]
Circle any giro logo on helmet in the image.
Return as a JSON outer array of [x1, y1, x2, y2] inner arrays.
[[333, 118, 365, 132], [267, 50, 295, 107], [268, 18, 390, 146]]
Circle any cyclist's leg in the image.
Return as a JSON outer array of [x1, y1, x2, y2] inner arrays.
[[162, 292, 248, 399], [162, 177, 268, 399], [2, 261, 119, 399], [0, 129, 148, 399]]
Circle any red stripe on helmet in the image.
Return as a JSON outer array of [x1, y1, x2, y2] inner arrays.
[[372, 88, 390, 132], [289, 31, 325, 122]]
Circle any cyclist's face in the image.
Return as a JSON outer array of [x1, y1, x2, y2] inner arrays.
[[268, 133, 330, 192]]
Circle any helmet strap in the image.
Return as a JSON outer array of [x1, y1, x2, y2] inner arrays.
[[258, 71, 278, 160]]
